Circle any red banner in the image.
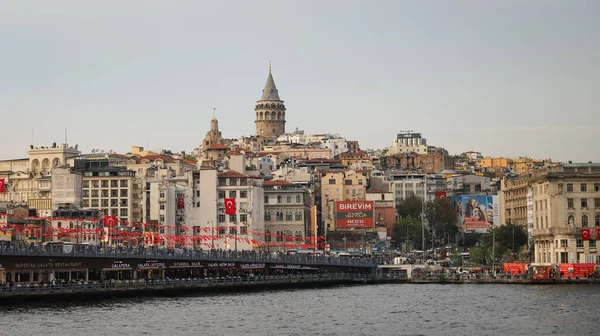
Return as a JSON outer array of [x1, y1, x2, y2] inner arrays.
[[103, 215, 117, 227], [0, 178, 4, 193], [436, 191, 447, 199], [177, 198, 185, 209], [224, 198, 236, 215], [582, 228, 600, 241]]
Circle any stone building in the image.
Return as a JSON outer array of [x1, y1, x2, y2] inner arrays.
[[255, 65, 286, 138], [263, 180, 307, 250]]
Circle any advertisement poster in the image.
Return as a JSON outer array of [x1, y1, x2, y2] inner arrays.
[[452, 195, 495, 233], [335, 201, 374, 229]]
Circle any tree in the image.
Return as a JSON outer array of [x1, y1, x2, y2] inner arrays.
[[469, 246, 490, 265], [392, 216, 431, 252], [396, 196, 423, 219], [424, 198, 458, 246], [482, 222, 529, 262]]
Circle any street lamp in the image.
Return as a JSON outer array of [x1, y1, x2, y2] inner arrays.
[[406, 222, 411, 254]]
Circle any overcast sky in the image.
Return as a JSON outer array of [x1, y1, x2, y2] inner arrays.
[[1, 0, 598, 162]]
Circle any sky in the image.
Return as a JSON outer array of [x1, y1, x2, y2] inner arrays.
[[1, 0, 599, 162]]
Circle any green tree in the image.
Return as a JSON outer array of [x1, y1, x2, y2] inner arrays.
[[482, 222, 529, 261], [183, 154, 197, 162], [392, 216, 431, 252], [469, 246, 490, 265], [397, 196, 424, 219], [424, 198, 458, 246]]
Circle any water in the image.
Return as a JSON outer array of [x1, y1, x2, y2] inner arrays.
[[1, 284, 598, 335]]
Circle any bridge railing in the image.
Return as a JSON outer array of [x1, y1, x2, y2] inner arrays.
[[0, 244, 383, 268], [0, 273, 374, 295]]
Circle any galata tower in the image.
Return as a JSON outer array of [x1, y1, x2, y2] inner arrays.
[[255, 64, 286, 137]]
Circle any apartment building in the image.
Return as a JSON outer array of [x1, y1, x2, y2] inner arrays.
[[216, 170, 264, 250], [320, 170, 367, 231], [263, 180, 307, 250]]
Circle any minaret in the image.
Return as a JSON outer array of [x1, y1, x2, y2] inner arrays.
[[255, 62, 286, 137]]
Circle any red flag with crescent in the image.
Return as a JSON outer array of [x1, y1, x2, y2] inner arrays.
[[103, 215, 117, 227], [177, 197, 185, 209], [224, 198, 236, 215], [0, 178, 4, 193], [581, 228, 591, 241], [436, 191, 447, 199]]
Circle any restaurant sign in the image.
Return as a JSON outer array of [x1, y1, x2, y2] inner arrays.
[[240, 263, 265, 269], [171, 261, 204, 268], [137, 262, 166, 269], [208, 262, 235, 269], [14, 261, 83, 269], [111, 261, 132, 269]]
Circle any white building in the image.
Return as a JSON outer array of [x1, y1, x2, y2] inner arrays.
[[216, 170, 264, 251], [321, 138, 349, 159], [387, 131, 428, 155], [51, 167, 83, 210]]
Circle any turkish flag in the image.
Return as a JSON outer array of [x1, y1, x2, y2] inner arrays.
[[0, 178, 4, 193], [436, 191, 447, 199], [104, 215, 117, 227], [581, 228, 591, 241], [177, 197, 185, 209], [224, 198, 236, 215]]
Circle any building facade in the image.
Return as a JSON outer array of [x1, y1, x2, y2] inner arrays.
[[530, 164, 600, 265], [320, 170, 367, 231], [263, 180, 307, 250]]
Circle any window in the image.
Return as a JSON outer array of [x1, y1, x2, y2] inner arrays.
[[229, 227, 237, 234], [264, 195, 269, 204], [577, 239, 584, 248], [286, 213, 293, 221], [229, 191, 236, 198], [596, 215, 600, 227], [287, 195, 292, 203], [229, 214, 237, 222], [83, 181, 90, 188], [240, 226, 248, 234], [101, 180, 109, 188], [296, 195, 302, 203], [159, 215, 165, 223], [218, 214, 226, 223], [567, 198, 574, 208], [580, 183, 587, 192], [329, 179, 336, 184], [240, 191, 248, 198], [240, 214, 248, 223], [229, 178, 237, 186], [160, 192, 165, 198], [567, 183, 574, 192], [196, 191, 200, 197], [264, 211, 271, 221], [295, 211, 302, 221], [240, 178, 248, 186], [265, 231, 272, 242], [277, 195, 282, 204], [358, 179, 363, 185], [595, 183, 600, 192], [581, 198, 588, 208], [111, 180, 118, 188], [589, 240, 596, 248], [582, 215, 589, 227], [595, 198, 600, 208], [276, 211, 283, 221], [218, 191, 226, 198], [120, 190, 127, 197], [219, 227, 226, 234], [218, 178, 226, 186], [120, 180, 128, 188], [160, 204, 165, 210], [344, 179, 352, 185]]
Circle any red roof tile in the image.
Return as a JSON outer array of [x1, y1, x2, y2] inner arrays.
[[263, 180, 294, 186], [206, 144, 229, 150]]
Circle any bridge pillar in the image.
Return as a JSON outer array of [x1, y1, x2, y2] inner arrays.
[[68, 270, 72, 282], [132, 270, 138, 280], [85, 269, 89, 282]]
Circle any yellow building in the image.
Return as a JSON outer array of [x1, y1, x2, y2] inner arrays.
[[320, 170, 367, 231], [477, 157, 509, 170], [335, 151, 372, 168], [501, 175, 530, 226]]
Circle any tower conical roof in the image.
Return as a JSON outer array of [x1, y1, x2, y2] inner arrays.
[[260, 70, 281, 101]]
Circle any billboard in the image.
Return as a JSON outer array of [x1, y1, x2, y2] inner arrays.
[[452, 195, 497, 233], [335, 201, 374, 229]]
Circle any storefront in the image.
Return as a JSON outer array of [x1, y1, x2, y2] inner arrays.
[[102, 261, 134, 281], [239, 263, 266, 277], [135, 261, 166, 280], [207, 262, 237, 277], [165, 261, 205, 279], [7, 260, 88, 284], [269, 264, 320, 275]]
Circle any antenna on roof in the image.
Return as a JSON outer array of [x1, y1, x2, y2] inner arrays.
[[213, 107, 216, 118], [65, 128, 68, 144]]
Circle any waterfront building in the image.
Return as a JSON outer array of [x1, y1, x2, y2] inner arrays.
[[263, 180, 308, 250], [529, 163, 600, 265], [501, 175, 531, 227]]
